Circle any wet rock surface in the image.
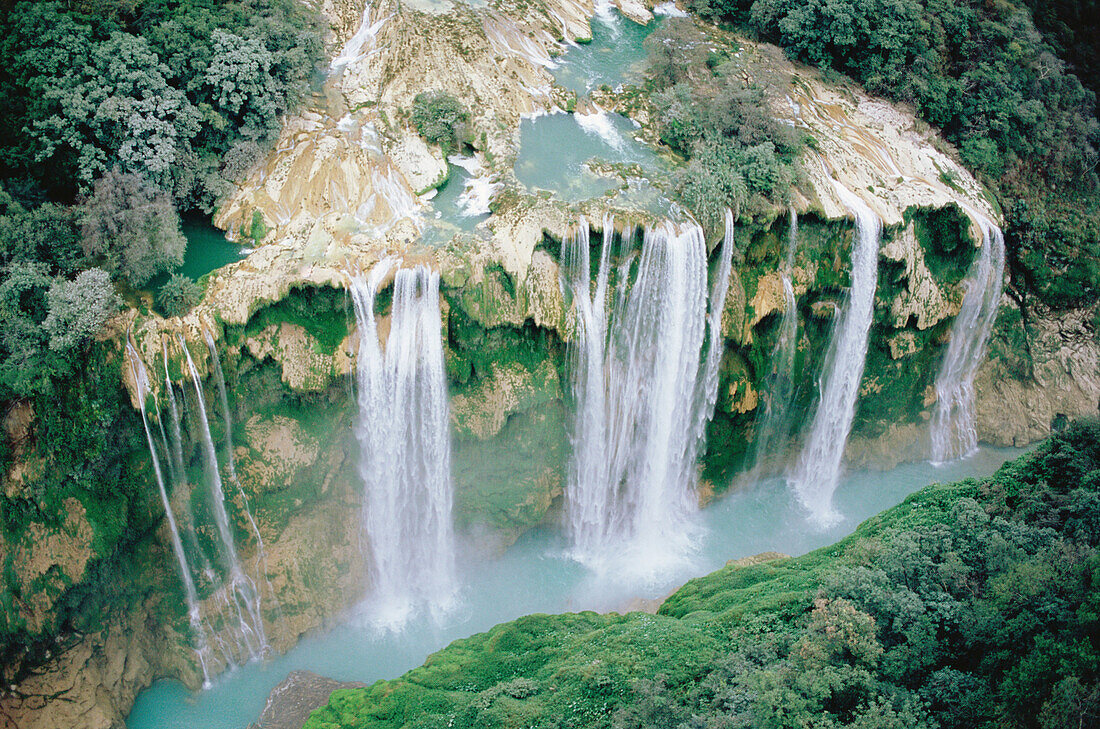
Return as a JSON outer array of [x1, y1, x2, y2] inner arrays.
[[251, 670, 367, 729]]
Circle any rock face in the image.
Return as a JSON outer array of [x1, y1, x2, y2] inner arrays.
[[250, 671, 367, 729], [975, 304, 1100, 446], [5, 1, 1096, 728]]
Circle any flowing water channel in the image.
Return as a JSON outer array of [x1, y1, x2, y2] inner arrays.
[[127, 446, 1026, 729]]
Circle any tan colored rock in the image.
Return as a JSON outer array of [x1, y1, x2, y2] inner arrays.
[[887, 331, 919, 359], [614, 0, 653, 24], [975, 303, 1100, 446], [10, 499, 95, 633], [743, 271, 789, 342], [450, 359, 562, 439], [245, 323, 352, 392], [237, 415, 322, 494], [880, 223, 952, 330]]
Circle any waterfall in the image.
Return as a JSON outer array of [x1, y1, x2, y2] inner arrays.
[[787, 186, 880, 525], [202, 329, 279, 625], [560, 216, 731, 574], [747, 209, 801, 478], [930, 217, 1005, 462], [126, 343, 212, 686], [179, 336, 269, 662], [348, 260, 456, 627]]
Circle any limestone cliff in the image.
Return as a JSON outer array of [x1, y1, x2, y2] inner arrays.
[[4, 1, 1094, 727]]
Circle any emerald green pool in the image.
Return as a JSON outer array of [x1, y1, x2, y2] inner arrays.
[[149, 217, 249, 293]]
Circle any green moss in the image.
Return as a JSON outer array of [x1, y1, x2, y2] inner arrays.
[[452, 404, 568, 536], [237, 284, 350, 356], [906, 204, 974, 289]]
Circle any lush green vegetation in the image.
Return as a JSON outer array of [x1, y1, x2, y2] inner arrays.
[[643, 19, 804, 234], [0, 0, 320, 679], [679, 0, 1099, 310], [0, 0, 321, 399], [306, 420, 1100, 729], [411, 91, 470, 155], [158, 273, 203, 317]]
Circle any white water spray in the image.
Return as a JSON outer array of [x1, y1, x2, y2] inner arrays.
[[575, 106, 626, 151], [126, 343, 212, 685], [788, 185, 880, 525], [348, 261, 457, 627], [449, 155, 499, 217], [560, 216, 731, 577], [930, 216, 1005, 462], [179, 337, 268, 662]]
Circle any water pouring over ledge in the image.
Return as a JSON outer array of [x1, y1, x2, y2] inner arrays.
[[348, 260, 457, 628], [558, 215, 733, 583], [930, 214, 1006, 464], [787, 183, 882, 526]]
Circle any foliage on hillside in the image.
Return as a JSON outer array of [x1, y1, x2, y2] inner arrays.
[[643, 19, 804, 234], [0, 0, 321, 398], [0, 0, 321, 681], [305, 420, 1100, 729], [680, 0, 1099, 310]]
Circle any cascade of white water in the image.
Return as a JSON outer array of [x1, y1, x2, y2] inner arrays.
[[179, 336, 268, 662], [787, 185, 880, 525], [348, 260, 456, 626], [561, 217, 729, 571], [201, 330, 279, 625], [930, 217, 1005, 463], [126, 343, 212, 685], [686, 209, 737, 476]]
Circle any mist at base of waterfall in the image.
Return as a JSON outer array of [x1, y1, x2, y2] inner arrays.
[[126, 446, 1025, 729]]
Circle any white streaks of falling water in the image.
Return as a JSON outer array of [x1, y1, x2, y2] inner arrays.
[[348, 260, 457, 628], [787, 183, 880, 526], [930, 215, 1005, 463]]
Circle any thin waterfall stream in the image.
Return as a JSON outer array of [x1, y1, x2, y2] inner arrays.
[[930, 216, 1006, 463], [126, 342, 213, 686], [348, 260, 457, 627], [787, 184, 881, 525], [179, 337, 269, 662]]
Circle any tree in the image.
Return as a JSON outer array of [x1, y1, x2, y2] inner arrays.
[[410, 91, 469, 153], [157, 274, 202, 317], [204, 30, 280, 138], [42, 268, 119, 351], [80, 169, 186, 286], [30, 32, 201, 189]]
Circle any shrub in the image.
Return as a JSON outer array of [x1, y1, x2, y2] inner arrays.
[[410, 91, 469, 153], [157, 274, 202, 317], [80, 169, 186, 286]]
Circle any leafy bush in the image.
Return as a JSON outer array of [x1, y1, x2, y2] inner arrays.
[[157, 274, 203, 318], [42, 268, 119, 351], [644, 23, 802, 230], [0, 0, 321, 209], [410, 91, 469, 153], [80, 169, 186, 287]]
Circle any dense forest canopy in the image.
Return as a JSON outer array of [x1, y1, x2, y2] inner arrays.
[[680, 0, 1100, 309], [307, 419, 1100, 729], [0, 0, 321, 404], [0, 0, 321, 650]]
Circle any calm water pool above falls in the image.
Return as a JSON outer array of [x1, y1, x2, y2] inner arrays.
[[127, 447, 1024, 729]]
